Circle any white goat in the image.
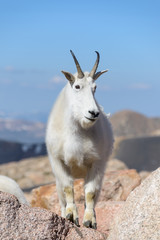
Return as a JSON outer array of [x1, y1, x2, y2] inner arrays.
[[46, 50, 113, 229], [0, 175, 29, 205]]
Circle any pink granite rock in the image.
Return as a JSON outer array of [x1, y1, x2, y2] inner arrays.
[[0, 191, 109, 239], [31, 184, 124, 235], [100, 169, 141, 201], [0, 191, 72, 239], [30, 169, 140, 235], [30, 169, 141, 209], [108, 168, 160, 240], [66, 226, 107, 239]]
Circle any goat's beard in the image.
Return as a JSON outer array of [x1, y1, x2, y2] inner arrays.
[[80, 117, 97, 129]]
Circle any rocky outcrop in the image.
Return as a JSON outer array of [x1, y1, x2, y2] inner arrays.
[[0, 157, 130, 190], [30, 169, 140, 235], [108, 168, 160, 240], [0, 191, 107, 240], [30, 169, 141, 206], [0, 191, 72, 239], [1, 158, 158, 239], [30, 183, 124, 237], [106, 158, 128, 171], [66, 227, 107, 240], [101, 169, 141, 201], [0, 156, 53, 189]]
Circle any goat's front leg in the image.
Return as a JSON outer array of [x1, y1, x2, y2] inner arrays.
[[83, 162, 105, 229], [64, 185, 79, 226], [48, 154, 79, 226], [56, 180, 79, 225]]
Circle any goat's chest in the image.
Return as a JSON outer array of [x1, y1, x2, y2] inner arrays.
[[63, 131, 98, 168]]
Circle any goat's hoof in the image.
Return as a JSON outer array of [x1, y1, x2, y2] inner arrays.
[[74, 218, 80, 227], [66, 214, 80, 227], [92, 223, 97, 229], [83, 220, 92, 228], [83, 208, 97, 229], [83, 220, 97, 229], [66, 213, 73, 222]]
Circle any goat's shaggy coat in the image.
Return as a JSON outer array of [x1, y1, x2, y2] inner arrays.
[[46, 50, 113, 228]]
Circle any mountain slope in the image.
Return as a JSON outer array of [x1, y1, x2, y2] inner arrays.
[[110, 110, 160, 138], [0, 140, 46, 164]]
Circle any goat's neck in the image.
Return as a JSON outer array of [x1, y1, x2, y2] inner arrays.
[[64, 84, 81, 133]]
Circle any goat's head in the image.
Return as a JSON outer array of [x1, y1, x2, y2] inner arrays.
[[62, 50, 108, 129]]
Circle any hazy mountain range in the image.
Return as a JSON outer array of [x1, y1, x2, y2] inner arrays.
[[0, 110, 160, 144], [0, 118, 46, 144], [0, 110, 160, 167], [110, 110, 160, 138]]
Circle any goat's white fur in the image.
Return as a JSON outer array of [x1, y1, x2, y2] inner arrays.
[[0, 175, 29, 205], [46, 52, 113, 228]]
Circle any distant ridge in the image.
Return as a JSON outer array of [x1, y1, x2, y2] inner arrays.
[[0, 110, 160, 144], [0, 140, 46, 164], [0, 110, 160, 167], [0, 118, 46, 143], [110, 110, 160, 138]]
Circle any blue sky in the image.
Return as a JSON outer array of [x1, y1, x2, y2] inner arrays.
[[0, 0, 160, 121]]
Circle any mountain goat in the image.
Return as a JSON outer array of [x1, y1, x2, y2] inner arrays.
[[0, 175, 29, 205], [46, 50, 113, 229]]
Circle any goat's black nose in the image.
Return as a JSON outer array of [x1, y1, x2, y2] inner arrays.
[[88, 110, 100, 118]]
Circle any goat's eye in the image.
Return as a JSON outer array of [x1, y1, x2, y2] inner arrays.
[[75, 85, 80, 90]]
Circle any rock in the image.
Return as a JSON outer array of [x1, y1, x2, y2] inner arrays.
[[30, 180, 85, 212], [151, 129, 160, 136], [30, 169, 140, 235], [95, 201, 124, 236], [106, 158, 128, 171], [139, 170, 151, 181], [100, 169, 141, 201], [30, 170, 140, 208], [31, 183, 59, 211], [108, 167, 160, 240], [31, 184, 124, 236], [0, 191, 72, 239], [0, 156, 54, 189], [0, 191, 107, 240], [68, 201, 124, 236], [66, 226, 107, 239]]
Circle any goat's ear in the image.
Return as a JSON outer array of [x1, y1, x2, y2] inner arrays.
[[61, 71, 75, 84], [93, 69, 109, 81]]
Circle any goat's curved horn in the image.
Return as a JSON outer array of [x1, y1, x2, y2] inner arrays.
[[89, 51, 100, 78], [93, 69, 109, 80], [70, 50, 84, 79]]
